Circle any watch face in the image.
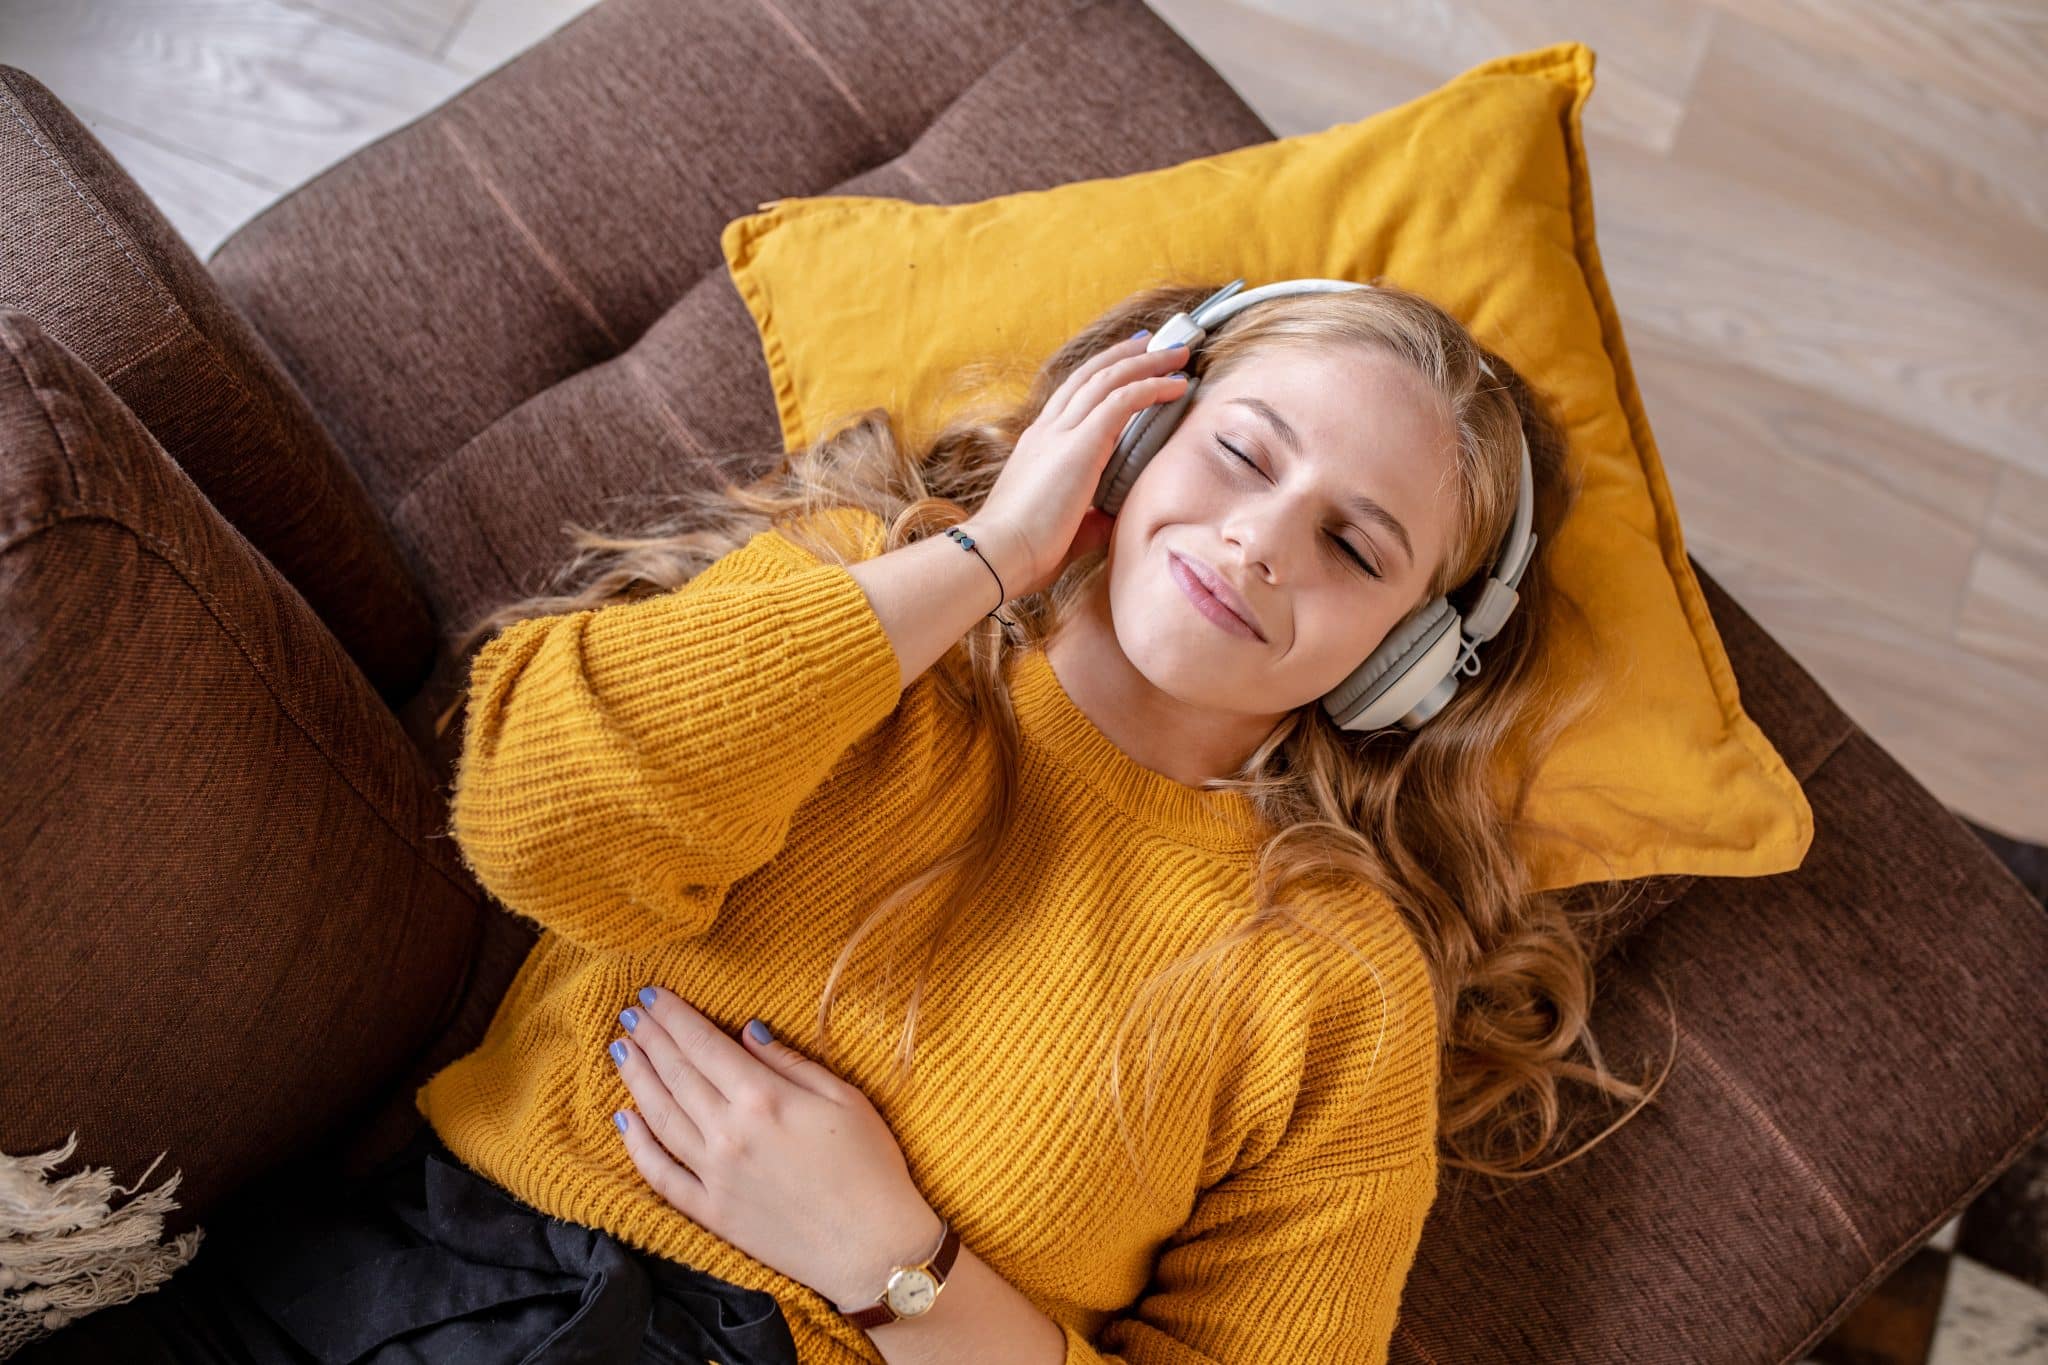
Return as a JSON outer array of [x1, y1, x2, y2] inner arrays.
[[884, 1267, 938, 1317]]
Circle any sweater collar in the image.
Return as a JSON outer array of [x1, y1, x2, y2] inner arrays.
[[1008, 646, 1267, 852]]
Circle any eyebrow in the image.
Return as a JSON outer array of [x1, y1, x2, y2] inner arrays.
[[1227, 396, 1415, 569]]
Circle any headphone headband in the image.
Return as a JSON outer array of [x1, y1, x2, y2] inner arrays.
[[1096, 276, 1538, 731], [1168, 278, 1535, 625]]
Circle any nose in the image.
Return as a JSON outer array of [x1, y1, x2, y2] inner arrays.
[[1219, 500, 1284, 584]]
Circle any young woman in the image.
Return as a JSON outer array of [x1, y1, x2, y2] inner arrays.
[[21, 278, 1668, 1365]]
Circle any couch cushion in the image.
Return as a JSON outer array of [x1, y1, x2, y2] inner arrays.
[[1392, 724, 2048, 1361], [1565, 557, 1860, 963], [0, 310, 481, 1248], [0, 66, 435, 706]]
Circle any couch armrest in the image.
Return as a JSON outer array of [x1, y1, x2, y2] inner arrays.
[[0, 310, 482, 1247], [0, 65, 436, 704]]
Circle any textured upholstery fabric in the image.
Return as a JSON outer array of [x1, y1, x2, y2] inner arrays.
[[5, 0, 2043, 1359], [0, 311, 483, 1238], [199, 0, 1279, 788], [1404, 721, 2048, 1360], [0, 67, 436, 705]]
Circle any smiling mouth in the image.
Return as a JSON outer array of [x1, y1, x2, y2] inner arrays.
[[1169, 552, 1264, 642]]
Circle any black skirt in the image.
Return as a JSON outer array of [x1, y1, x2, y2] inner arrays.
[[17, 1122, 802, 1365]]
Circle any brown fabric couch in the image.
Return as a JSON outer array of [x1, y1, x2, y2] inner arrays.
[[3, 0, 2044, 1358]]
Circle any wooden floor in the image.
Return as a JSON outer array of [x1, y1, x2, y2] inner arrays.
[[2, 0, 2043, 852]]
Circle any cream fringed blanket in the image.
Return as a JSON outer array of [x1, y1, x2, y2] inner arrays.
[[0, 1131, 202, 1358]]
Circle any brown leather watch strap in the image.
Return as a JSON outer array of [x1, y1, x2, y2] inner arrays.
[[841, 1220, 961, 1329]]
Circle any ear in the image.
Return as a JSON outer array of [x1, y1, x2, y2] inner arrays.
[[1058, 507, 1116, 578]]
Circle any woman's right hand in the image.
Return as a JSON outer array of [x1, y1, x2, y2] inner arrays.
[[964, 331, 1191, 601]]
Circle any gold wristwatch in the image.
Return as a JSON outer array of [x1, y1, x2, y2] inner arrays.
[[836, 1215, 961, 1329]]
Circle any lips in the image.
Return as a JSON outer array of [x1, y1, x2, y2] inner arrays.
[[1171, 551, 1265, 642]]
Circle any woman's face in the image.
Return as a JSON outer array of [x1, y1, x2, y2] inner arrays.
[[1102, 343, 1462, 720]]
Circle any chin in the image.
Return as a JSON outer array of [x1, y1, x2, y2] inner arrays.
[[1110, 580, 1222, 680]]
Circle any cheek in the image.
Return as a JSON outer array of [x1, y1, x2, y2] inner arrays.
[[1118, 459, 1208, 554], [1105, 508, 1147, 571], [1157, 447, 1216, 500], [1349, 604, 1403, 662], [1127, 443, 1209, 505], [1302, 596, 1391, 667]]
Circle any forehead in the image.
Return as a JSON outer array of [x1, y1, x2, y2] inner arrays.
[[1204, 345, 1460, 487]]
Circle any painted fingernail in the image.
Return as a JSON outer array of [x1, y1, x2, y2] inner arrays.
[[620, 1008, 639, 1032], [614, 1111, 629, 1133], [609, 1040, 628, 1067], [745, 1018, 772, 1045], [638, 987, 657, 1009], [1130, 328, 1150, 340]]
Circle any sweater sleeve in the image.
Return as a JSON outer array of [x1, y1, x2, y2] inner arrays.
[[446, 508, 903, 955], [1061, 916, 1443, 1365]]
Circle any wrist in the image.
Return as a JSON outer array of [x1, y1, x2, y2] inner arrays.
[[956, 518, 1033, 605], [830, 1201, 947, 1313]]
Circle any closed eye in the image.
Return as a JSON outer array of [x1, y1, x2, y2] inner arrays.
[[1216, 437, 1382, 579]]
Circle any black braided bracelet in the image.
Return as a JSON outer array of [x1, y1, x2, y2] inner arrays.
[[943, 525, 1018, 635]]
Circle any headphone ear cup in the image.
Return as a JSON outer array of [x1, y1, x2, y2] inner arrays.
[[1095, 374, 1201, 516], [1321, 597, 1463, 732]]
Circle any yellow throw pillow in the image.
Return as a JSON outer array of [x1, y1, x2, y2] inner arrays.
[[718, 41, 1813, 894]]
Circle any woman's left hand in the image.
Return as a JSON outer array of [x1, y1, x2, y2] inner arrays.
[[608, 985, 944, 1312]]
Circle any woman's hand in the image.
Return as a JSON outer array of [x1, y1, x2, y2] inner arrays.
[[967, 330, 1190, 599], [608, 986, 944, 1313]]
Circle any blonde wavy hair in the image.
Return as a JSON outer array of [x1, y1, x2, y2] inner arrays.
[[434, 275, 1678, 1199]]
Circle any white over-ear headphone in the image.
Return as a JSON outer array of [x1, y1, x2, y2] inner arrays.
[[1091, 278, 1536, 733]]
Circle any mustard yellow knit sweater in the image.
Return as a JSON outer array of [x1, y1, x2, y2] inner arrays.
[[417, 507, 1442, 1365]]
